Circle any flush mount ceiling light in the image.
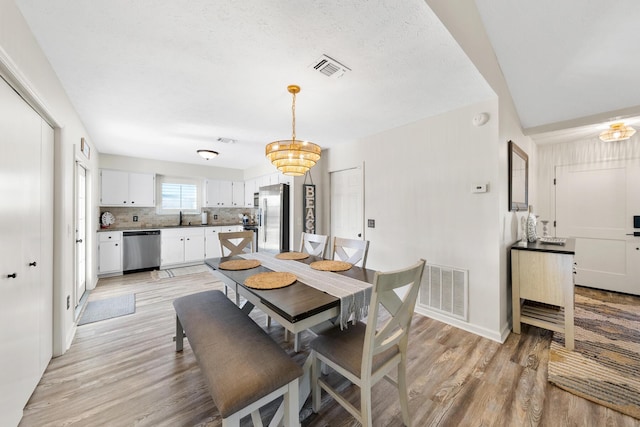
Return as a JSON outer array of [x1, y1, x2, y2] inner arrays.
[[599, 122, 636, 142], [265, 85, 321, 176], [197, 149, 219, 160]]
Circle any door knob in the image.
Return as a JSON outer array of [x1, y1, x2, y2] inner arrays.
[[29, 261, 37, 267], [76, 239, 83, 243]]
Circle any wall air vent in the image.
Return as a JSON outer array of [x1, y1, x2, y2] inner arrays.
[[310, 55, 351, 79], [417, 263, 469, 321]]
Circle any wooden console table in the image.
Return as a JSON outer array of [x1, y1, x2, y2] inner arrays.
[[511, 238, 576, 350]]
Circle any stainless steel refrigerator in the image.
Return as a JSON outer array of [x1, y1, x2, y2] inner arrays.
[[258, 183, 290, 253]]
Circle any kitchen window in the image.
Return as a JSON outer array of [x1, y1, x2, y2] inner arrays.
[[157, 175, 201, 214]]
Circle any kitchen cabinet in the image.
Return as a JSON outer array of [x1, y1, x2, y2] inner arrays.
[[0, 78, 54, 427], [205, 180, 245, 207], [231, 181, 244, 207], [161, 228, 205, 267], [205, 225, 244, 259], [511, 239, 576, 350], [100, 170, 155, 207], [98, 231, 122, 275], [204, 179, 231, 207], [244, 178, 257, 207]]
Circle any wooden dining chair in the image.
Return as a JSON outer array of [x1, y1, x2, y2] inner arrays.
[[310, 259, 426, 427], [218, 231, 254, 305], [332, 236, 370, 268], [299, 232, 329, 258]]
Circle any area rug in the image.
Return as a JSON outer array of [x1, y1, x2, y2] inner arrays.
[[548, 292, 640, 419], [151, 264, 210, 280], [78, 294, 136, 325]]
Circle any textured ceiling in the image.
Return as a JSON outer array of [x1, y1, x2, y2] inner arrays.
[[16, 1, 638, 166], [15, 0, 495, 169]]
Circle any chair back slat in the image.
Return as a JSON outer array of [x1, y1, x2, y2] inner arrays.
[[332, 237, 370, 268], [219, 231, 254, 256], [362, 259, 425, 374], [299, 232, 329, 257]]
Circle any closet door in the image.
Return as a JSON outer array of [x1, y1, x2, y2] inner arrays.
[[0, 77, 53, 426]]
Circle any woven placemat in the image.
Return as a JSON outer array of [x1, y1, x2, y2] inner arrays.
[[275, 251, 310, 260], [244, 272, 297, 290], [310, 260, 353, 272], [218, 259, 261, 271]]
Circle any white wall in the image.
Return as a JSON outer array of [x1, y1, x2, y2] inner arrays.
[[427, 0, 536, 337], [327, 99, 509, 339], [100, 153, 245, 181], [0, 0, 100, 356]]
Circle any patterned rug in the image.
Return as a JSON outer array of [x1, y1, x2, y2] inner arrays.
[[151, 264, 210, 280], [548, 292, 640, 419]]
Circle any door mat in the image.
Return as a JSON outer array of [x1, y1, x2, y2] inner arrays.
[[151, 264, 210, 280], [548, 292, 640, 419], [78, 294, 136, 325]]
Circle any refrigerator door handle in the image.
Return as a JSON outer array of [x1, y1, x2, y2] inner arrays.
[[263, 198, 268, 243]]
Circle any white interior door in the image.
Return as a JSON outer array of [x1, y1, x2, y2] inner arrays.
[[75, 163, 87, 307], [556, 160, 640, 294], [330, 167, 364, 251]]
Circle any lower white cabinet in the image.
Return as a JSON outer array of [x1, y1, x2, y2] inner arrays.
[[98, 231, 123, 274], [205, 225, 244, 258], [161, 228, 205, 267]]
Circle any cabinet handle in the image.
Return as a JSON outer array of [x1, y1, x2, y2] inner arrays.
[[76, 239, 83, 243], [29, 261, 37, 267], [123, 201, 127, 203], [108, 236, 112, 239], [115, 243, 118, 247], [131, 201, 135, 204], [7, 273, 17, 279], [187, 238, 190, 241]]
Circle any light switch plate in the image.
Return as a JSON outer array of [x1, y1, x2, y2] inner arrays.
[[472, 183, 488, 193]]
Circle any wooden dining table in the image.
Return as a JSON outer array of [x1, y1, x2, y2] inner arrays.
[[204, 252, 377, 420], [204, 253, 376, 351]]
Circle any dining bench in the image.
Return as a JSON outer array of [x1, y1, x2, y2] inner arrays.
[[173, 290, 302, 427]]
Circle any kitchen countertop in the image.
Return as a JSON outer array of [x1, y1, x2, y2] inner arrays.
[[97, 223, 251, 232]]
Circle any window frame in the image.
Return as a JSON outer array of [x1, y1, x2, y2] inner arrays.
[[156, 175, 202, 215]]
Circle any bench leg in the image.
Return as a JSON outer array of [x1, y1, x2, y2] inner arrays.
[[284, 378, 300, 427], [175, 316, 184, 352]]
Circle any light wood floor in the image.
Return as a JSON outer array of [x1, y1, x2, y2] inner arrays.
[[20, 271, 640, 427]]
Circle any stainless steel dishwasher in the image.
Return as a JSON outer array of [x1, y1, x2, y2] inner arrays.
[[123, 230, 161, 273]]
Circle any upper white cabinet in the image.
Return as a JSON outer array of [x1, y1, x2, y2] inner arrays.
[[205, 180, 244, 207], [244, 178, 257, 207], [100, 170, 155, 207], [231, 181, 244, 207]]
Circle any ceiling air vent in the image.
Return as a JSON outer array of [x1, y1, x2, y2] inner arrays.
[[310, 55, 350, 79]]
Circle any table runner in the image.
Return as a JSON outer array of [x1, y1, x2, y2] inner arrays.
[[241, 252, 372, 329]]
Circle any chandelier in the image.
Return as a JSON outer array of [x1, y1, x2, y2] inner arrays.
[[599, 122, 636, 142], [266, 85, 321, 176]]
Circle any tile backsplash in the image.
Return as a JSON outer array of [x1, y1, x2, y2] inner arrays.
[[100, 207, 258, 229]]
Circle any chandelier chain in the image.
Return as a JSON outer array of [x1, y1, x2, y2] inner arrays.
[[291, 91, 296, 141]]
